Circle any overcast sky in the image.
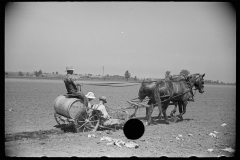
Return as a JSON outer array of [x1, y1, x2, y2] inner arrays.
[[5, 2, 236, 83]]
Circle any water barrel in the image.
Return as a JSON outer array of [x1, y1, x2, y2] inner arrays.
[[54, 95, 86, 119]]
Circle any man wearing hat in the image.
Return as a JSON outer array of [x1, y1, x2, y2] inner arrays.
[[92, 96, 127, 126], [85, 92, 96, 108], [64, 65, 89, 108], [92, 96, 111, 120]]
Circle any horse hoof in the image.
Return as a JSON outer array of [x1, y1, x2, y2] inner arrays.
[[171, 116, 180, 123], [159, 116, 164, 120], [165, 120, 170, 124]]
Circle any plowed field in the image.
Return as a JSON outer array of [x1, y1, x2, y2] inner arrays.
[[5, 78, 236, 157]]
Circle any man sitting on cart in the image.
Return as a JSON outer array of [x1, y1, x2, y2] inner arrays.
[[85, 93, 111, 119], [85, 94, 125, 126], [92, 96, 111, 120], [63, 65, 89, 108]]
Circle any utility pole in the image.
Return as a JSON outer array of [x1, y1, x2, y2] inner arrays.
[[103, 66, 104, 80], [103, 66, 104, 77]]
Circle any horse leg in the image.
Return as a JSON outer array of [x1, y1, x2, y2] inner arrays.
[[170, 102, 177, 117], [157, 104, 163, 120], [153, 86, 164, 124], [178, 101, 188, 121], [164, 103, 170, 124], [146, 105, 154, 126], [130, 106, 138, 118], [178, 101, 183, 114], [145, 107, 149, 120]]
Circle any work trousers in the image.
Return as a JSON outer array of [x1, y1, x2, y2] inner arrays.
[[71, 91, 89, 108]]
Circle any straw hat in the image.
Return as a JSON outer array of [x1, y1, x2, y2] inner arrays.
[[85, 92, 96, 99], [99, 96, 107, 103], [66, 65, 74, 71]]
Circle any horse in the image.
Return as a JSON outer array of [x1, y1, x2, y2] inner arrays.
[[168, 74, 195, 117], [146, 73, 205, 125], [129, 80, 162, 120], [130, 77, 182, 121]]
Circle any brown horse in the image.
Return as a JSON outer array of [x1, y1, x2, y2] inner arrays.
[[130, 75, 191, 120], [146, 73, 205, 125], [130, 79, 179, 120], [129, 80, 162, 120]]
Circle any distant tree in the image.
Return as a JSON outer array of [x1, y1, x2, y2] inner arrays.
[[5, 72, 8, 75], [124, 70, 131, 81], [134, 76, 137, 81], [34, 70, 42, 77], [18, 71, 23, 76], [34, 71, 38, 76], [180, 69, 190, 78], [26, 72, 29, 76], [38, 70, 42, 76], [52, 72, 54, 74], [56, 71, 58, 75]]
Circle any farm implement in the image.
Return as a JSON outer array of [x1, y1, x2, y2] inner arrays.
[[53, 94, 130, 133]]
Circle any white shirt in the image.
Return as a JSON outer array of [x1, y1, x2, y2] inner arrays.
[[87, 102, 92, 108], [92, 103, 110, 119]]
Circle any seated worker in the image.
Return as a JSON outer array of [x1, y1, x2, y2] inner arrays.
[[63, 65, 89, 108], [85, 92, 96, 108], [92, 96, 111, 120], [92, 96, 126, 126]]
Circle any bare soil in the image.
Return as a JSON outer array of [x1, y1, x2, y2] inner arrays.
[[5, 78, 236, 157]]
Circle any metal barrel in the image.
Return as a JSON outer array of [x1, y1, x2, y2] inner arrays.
[[54, 95, 86, 119]]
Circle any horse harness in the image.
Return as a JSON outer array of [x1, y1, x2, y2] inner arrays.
[[139, 77, 199, 107], [152, 81, 196, 106]]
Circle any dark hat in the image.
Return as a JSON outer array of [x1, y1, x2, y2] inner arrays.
[[99, 96, 107, 103]]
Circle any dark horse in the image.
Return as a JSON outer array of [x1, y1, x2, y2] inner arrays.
[[130, 79, 162, 120], [130, 75, 188, 121], [145, 73, 205, 125]]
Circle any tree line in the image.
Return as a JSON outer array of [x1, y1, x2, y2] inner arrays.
[[15, 70, 59, 77], [5, 69, 235, 85]]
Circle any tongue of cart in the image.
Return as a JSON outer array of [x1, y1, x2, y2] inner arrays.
[[125, 101, 150, 109]]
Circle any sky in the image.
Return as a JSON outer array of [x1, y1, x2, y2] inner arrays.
[[5, 2, 236, 83]]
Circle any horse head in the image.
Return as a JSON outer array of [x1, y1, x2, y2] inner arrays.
[[138, 80, 156, 101], [187, 73, 205, 93]]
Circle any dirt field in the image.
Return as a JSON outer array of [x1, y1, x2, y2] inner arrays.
[[5, 78, 236, 157]]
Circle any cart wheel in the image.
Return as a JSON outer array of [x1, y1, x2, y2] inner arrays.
[[54, 113, 69, 125], [74, 110, 100, 133]]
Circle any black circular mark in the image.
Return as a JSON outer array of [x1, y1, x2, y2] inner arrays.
[[123, 119, 145, 140]]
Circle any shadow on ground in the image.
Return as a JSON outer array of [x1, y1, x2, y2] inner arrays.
[[136, 116, 194, 125], [54, 124, 76, 133], [5, 129, 65, 142]]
